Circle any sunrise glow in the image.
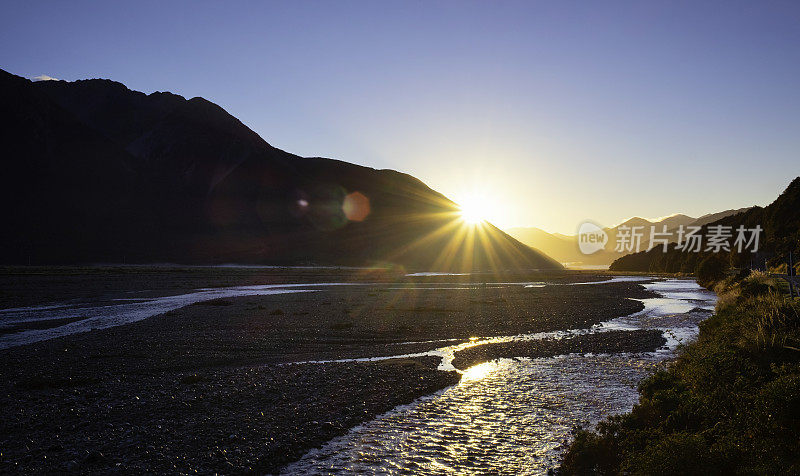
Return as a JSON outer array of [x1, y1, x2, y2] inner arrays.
[[456, 189, 510, 227]]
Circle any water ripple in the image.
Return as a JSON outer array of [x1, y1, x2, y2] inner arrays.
[[284, 279, 717, 475]]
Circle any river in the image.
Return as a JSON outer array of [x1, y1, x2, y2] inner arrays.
[[283, 278, 716, 474], [0, 275, 716, 473]]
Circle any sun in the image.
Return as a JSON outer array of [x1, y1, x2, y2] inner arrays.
[[458, 195, 491, 225]]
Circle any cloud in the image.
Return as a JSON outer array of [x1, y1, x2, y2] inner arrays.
[[31, 74, 59, 82]]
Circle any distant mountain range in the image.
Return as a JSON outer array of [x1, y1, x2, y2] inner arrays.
[[0, 69, 559, 270], [506, 209, 751, 267], [610, 178, 800, 273]]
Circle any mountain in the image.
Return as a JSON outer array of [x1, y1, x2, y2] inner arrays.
[[610, 179, 800, 273], [503, 228, 576, 264], [0, 69, 560, 270], [653, 214, 695, 229], [689, 208, 752, 228], [507, 212, 742, 267]]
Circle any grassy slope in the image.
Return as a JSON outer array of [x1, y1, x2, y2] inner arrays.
[[560, 272, 800, 475]]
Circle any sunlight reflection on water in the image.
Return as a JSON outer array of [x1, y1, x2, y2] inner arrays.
[[283, 279, 717, 475], [286, 355, 661, 475]]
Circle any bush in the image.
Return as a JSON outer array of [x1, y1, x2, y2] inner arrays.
[[560, 429, 619, 475], [695, 255, 729, 288], [738, 270, 780, 298], [559, 272, 800, 474], [625, 432, 714, 475]]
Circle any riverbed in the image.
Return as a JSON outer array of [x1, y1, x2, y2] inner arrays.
[[0, 269, 710, 473], [284, 279, 715, 474]]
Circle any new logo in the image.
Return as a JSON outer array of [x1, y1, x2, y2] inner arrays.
[[578, 221, 608, 255]]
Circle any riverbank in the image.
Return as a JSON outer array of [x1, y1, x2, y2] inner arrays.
[[0, 268, 661, 473], [560, 271, 800, 474]]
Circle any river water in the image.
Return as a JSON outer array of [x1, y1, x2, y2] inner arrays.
[[0, 275, 715, 473], [283, 278, 716, 475], [0, 284, 364, 349]]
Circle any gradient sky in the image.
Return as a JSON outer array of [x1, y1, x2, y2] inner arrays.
[[2, 1, 799, 233]]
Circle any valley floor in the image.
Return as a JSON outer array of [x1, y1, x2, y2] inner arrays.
[[0, 267, 663, 474]]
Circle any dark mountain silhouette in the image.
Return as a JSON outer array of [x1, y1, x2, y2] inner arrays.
[[0, 69, 559, 270], [652, 214, 694, 229], [689, 208, 752, 228], [610, 178, 800, 273], [506, 211, 743, 267]]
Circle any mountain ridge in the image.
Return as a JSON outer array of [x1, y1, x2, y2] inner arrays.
[[0, 69, 559, 270], [609, 179, 800, 273], [507, 209, 751, 267]]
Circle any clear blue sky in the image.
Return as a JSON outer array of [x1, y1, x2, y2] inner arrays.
[[2, 1, 799, 233]]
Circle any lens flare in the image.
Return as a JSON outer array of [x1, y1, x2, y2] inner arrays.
[[343, 191, 370, 221], [458, 196, 491, 224]]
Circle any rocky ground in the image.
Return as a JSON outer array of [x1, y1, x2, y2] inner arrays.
[[1, 356, 457, 474], [450, 330, 667, 370], [0, 265, 610, 309], [0, 268, 659, 473]]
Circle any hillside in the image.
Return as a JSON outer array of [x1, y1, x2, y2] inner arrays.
[[0, 70, 559, 271], [507, 211, 743, 267], [562, 272, 800, 474], [610, 178, 800, 273]]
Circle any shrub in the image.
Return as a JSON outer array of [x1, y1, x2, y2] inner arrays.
[[695, 255, 729, 288], [560, 429, 619, 475], [559, 271, 800, 474], [624, 432, 715, 475], [738, 270, 780, 298]]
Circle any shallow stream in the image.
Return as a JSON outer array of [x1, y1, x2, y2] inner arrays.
[[283, 279, 715, 474]]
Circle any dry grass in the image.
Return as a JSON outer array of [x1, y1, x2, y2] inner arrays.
[[741, 293, 800, 352], [561, 269, 800, 475]]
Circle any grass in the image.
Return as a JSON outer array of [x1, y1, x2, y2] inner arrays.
[[560, 271, 800, 475]]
